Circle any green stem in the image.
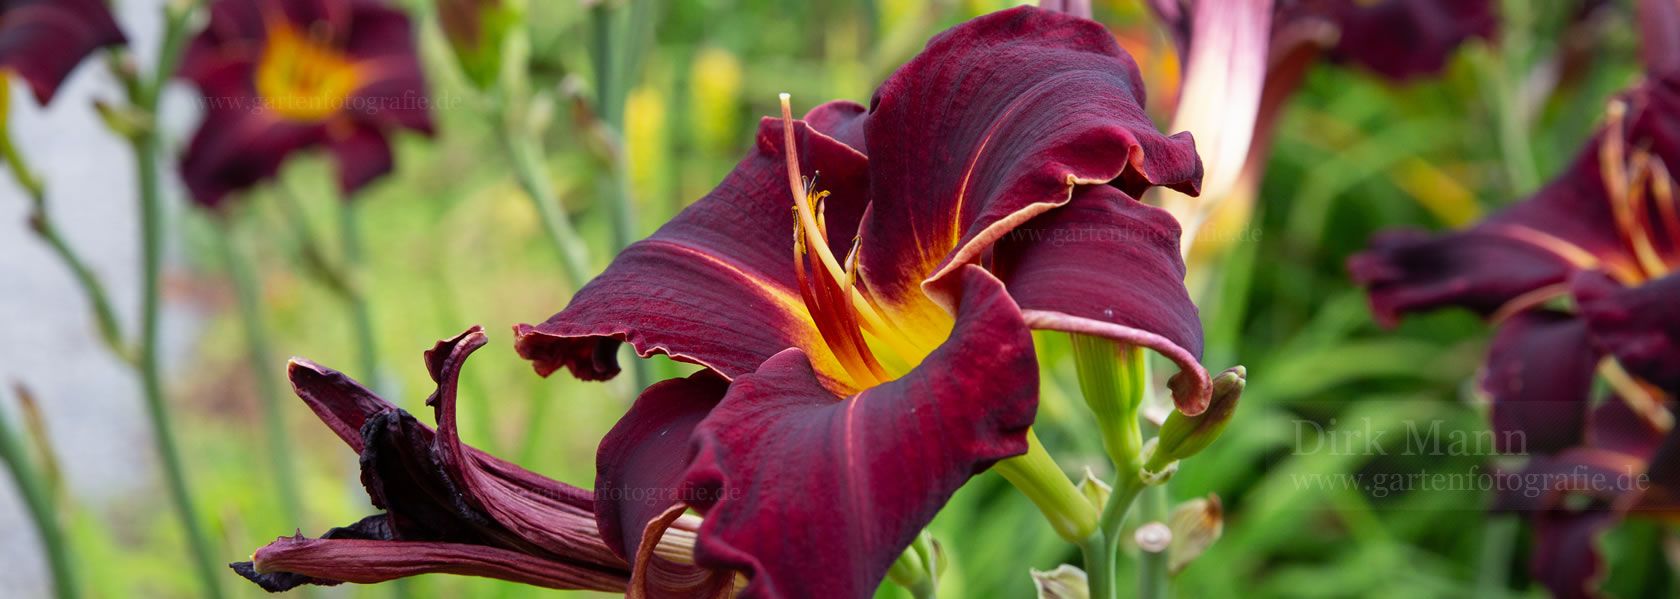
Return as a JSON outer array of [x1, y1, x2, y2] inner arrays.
[[1078, 534, 1113, 599], [496, 112, 594, 289], [125, 3, 224, 596], [0, 395, 79, 599], [1, 121, 132, 365], [336, 200, 381, 385], [135, 127, 226, 599], [1136, 485, 1170, 599], [1475, 515, 1518, 597], [212, 222, 305, 527]]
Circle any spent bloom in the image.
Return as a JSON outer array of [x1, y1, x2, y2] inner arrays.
[[232, 327, 730, 596]]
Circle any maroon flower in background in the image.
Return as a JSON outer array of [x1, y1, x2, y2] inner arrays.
[[177, 0, 432, 208], [1350, 76, 1680, 452], [0, 0, 127, 104], [1349, 67, 1680, 599], [515, 7, 1209, 598], [232, 327, 731, 596]]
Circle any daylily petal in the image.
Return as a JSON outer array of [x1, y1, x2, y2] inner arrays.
[[1574, 271, 1680, 394], [327, 123, 397, 196], [1496, 449, 1639, 599], [594, 373, 723, 559], [595, 370, 735, 599], [515, 117, 869, 386], [1322, 0, 1497, 81], [1587, 393, 1668, 461], [857, 6, 1201, 328], [803, 99, 868, 154], [419, 328, 618, 565], [236, 534, 623, 592], [1481, 311, 1598, 455], [681, 266, 1038, 599], [1349, 150, 1625, 325], [0, 0, 126, 104], [1530, 500, 1617, 599], [1640, 0, 1680, 75], [993, 185, 1211, 413]]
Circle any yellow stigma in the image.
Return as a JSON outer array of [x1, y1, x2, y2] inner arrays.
[[255, 20, 362, 122]]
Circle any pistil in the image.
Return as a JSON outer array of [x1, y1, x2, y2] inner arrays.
[[778, 94, 948, 387]]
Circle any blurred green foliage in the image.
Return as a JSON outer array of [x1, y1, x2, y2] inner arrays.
[[28, 0, 1672, 597]]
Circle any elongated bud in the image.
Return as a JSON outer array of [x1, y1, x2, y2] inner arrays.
[[887, 530, 942, 596], [995, 429, 1101, 543], [1145, 366, 1245, 472], [1070, 334, 1147, 471]]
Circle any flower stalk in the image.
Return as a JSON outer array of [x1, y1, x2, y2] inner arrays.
[[211, 220, 305, 526], [123, 1, 226, 596], [0, 391, 79, 599], [2, 84, 132, 366]]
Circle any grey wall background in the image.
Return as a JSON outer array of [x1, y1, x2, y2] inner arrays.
[[0, 1, 205, 596]]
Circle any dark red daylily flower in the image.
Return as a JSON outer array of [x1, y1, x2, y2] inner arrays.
[[1351, 75, 1680, 449], [1350, 72, 1680, 598], [232, 327, 730, 596], [0, 0, 127, 104], [515, 7, 1208, 598], [177, 0, 433, 208]]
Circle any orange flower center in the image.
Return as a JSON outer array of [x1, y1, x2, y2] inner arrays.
[[255, 21, 362, 122], [778, 94, 944, 390]]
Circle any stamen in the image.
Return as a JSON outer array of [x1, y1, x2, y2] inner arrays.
[[1651, 157, 1680, 264], [1599, 359, 1674, 433], [1597, 100, 1669, 280], [781, 94, 849, 284], [1625, 149, 1670, 277]]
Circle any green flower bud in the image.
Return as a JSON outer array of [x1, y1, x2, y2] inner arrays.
[[1145, 366, 1245, 472], [437, 0, 520, 89], [1031, 564, 1089, 599]]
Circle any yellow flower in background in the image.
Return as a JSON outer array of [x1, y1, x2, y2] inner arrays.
[[690, 46, 742, 151], [625, 85, 668, 204]]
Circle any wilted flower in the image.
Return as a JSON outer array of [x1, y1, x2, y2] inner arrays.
[[516, 7, 1211, 598], [232, 327, 731, 596], [0, 0, 127, 104], [176, 0, 433, 208]]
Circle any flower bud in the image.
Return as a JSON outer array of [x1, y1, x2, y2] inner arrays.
[[437, 0, 518, 89], [1031, 564, 1089, 599], [1145, 366, 1245, 472], [1167, 494, 1224, 574]]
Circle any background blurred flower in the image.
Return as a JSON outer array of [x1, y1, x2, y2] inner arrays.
[[0, 0, 126, 105], [1150, 0, 1495, 262], [515, 7, 1208, 597], [176, 0, 433, 208], [1351, 71, 1680, 598]]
